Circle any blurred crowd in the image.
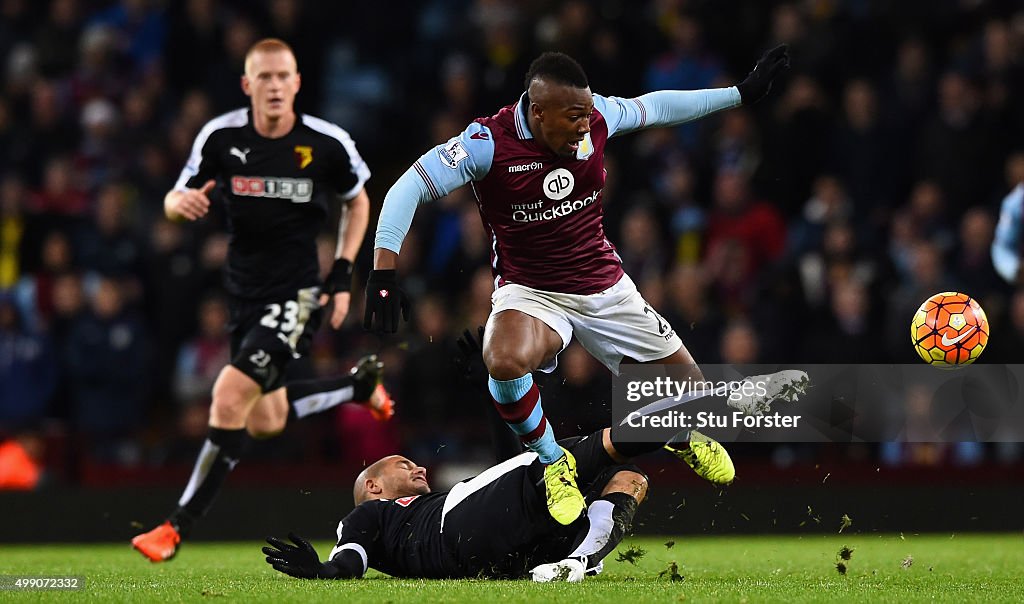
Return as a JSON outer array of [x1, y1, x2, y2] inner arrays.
[[2, 0, 1024, 487]]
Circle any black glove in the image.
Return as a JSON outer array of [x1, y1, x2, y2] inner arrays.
[[736, 44, 790, 105], [322, 258, 354, 296], [363, 269, 411, 334], [263, 533, 336, 579], [453, 326, 488, 389]]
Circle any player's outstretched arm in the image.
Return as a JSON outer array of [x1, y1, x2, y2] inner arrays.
[[263, 533, 365, 580], [363, 123, 494, 334], [599, 46, 789, 137], [164, 179, 215, 222], [361, 165, 430, 334]]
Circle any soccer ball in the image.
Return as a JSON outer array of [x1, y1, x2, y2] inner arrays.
[[910, 292, 989, 367]]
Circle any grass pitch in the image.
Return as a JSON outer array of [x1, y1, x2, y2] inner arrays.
[[2, 534, 1021, 602]]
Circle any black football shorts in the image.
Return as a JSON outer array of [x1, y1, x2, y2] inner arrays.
[[228, 286, 322, 392]]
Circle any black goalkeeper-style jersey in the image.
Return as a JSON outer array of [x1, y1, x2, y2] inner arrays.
[[174, 108, 370, 301], [331, 492, 452, 579], [330, 453, 581, 579]]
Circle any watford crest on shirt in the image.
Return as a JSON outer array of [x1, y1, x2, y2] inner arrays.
[[294, 145, 313, 169]]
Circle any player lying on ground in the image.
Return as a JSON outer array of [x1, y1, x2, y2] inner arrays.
[[364, 47, 789, 527], [263, 425, 733, 582], [132, 38, 394, 562]]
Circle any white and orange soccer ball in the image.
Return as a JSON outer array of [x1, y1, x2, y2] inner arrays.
[[911, 292, 989, 367]]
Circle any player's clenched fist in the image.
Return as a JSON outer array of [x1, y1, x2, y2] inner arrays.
[[363, 269, 411, 334], [165, 179, 215, 221]]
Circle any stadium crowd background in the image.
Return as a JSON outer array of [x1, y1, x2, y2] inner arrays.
[[1, 0, 1023, 490]]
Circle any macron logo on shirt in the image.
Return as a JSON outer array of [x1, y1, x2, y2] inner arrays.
[[508, 162, 544, 174]]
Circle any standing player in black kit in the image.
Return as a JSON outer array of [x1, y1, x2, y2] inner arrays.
[[132, 39, 394, 562]]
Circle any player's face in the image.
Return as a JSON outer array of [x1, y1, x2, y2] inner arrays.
[[379, 456, 430, 498], [531, 83, 594, 157], [242, 50, 301, 120]]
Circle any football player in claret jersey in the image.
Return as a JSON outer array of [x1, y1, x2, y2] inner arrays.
[[364, 49, 788, 524], [132, 39, 394, 563]]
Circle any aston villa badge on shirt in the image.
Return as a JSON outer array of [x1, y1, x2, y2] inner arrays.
[[576, 132, 593, 160]]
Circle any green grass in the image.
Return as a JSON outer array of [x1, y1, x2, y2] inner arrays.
[[1, 534, 1021, 602]]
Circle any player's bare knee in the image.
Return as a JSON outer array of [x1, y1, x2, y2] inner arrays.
[[209, 393, 249, 427], [246, 391, 289, 438], [655, 348, 705, 383], [483, 347, 534, 380], [246, 415, 285, 439], [602, 470, 648, 503], [245, 406, 287, 439], [210, 368, 262, 427]]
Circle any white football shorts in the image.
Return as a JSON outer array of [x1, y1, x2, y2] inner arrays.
[[489, 273, 683, 375]]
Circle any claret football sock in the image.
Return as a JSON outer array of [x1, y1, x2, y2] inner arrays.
[[491, 373, 583, 524], [488, 374, 562, 464]]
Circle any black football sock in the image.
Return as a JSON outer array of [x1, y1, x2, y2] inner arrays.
[[286, 374, 364, 420], [566, 492, 638, 568], [169, 427, 247, 537], [608, 425, 667, 458]]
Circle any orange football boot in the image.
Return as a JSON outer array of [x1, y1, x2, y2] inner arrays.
[[131, 521, 181, 562]]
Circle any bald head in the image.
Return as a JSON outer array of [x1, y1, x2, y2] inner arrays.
[[353, 455, 430, 505], [353, 456, 392, 505]]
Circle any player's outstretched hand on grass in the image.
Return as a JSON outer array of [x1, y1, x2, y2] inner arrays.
[[363, 269, 411, 334], [736, 45, 790, 105], [263, 533, 330, 579]]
